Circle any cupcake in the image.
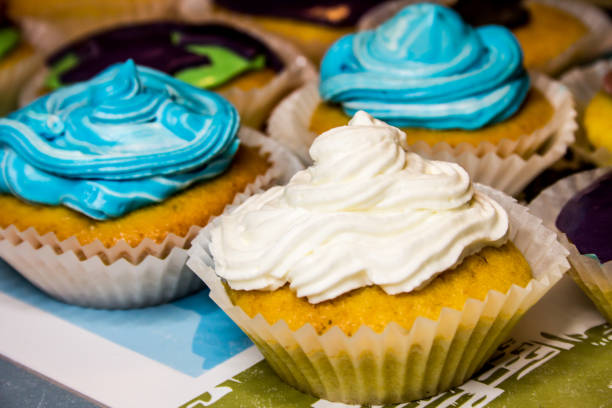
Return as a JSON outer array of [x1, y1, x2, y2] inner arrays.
[[7, 0, 177, 54], [269, 3, 575, 195], [530, 169, 612, 323], [189, 111, 569, 404], [562, 58, 612, 166], [20, 21, 314, 129], [179, 0, 381, 64], [358, 0, 612, 75], [0, 59, 299, 308], [0, 6, 41, 115]]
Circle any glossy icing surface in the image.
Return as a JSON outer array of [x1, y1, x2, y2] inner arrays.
[[215, 0, 379, 27], [211, 112, 509, 303], [46, 22, 283, 90], [556, 172, 612, 263], [0, 60, 240, 220], [319, 4, 530, 130]]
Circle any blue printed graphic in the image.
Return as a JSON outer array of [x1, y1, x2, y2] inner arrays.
[[0, 259, 253, 377]]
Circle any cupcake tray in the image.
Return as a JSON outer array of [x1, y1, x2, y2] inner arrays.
[[0, 258, 610, 407]]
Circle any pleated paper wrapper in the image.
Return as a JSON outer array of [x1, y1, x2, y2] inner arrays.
[[187, 186, 569, 405], [0, 128, 303, 309], [18, 14, 316, 130], [561, 58, 612, 167], [529, 168, 612, 323], [267, 74, 575, 196], [357, 0, 612, 76]]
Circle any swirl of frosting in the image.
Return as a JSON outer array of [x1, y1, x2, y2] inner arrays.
[[319, 4, 530, 130], [210, 111, 508, 303], [0, 60, 240, 219]]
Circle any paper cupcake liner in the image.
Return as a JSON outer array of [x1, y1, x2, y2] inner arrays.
[[187, 185, 569, 404], [560, 58, 612, 167], [529, 168, 612, 323], [267, 75, 575, 196], [14, 0, 178, 55], [0, 45, 42, 116], [18, 15, 316, 130], [0, 128, 303, 309], [357, 0, 612, 76]]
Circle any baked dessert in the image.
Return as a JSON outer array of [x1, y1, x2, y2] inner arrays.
[[0, 60, 291, 308], [583, 70, 612, 152], [189, 111, 569, 404]]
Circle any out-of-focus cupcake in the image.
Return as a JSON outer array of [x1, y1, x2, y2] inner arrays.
[[269, 4, 575, 195], [19, 20, 314, 129], [0, 60, 300, 309], [189, 111, 569, 405], [562, 58, 612, 166], [358, 0, 612, 75], [7, 0, 177, 54], [0, 5, 40, 115], [530, 169, 612, 323], [178, 0, 380, 64]]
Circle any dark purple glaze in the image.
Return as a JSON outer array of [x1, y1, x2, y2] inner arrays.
[[47, 22, 283, 85], [214, 0, 380, 27], [556, 171, 612, 263], [452, 0, 531, 29], [603, 70, 612, 97]]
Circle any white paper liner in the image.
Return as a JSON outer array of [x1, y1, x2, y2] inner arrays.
[[267, 74, 575, 196], [560, 58, 612, 167], [0, 128, 303, 309], [529, 168, 612, 323], [18, 14, 316, 130], [187, 185, 569, 404], [357, 0, 612, 76], [14, 0, 179, 55]]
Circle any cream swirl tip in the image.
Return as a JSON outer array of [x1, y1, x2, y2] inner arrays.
[[210, 111, 509, 303]]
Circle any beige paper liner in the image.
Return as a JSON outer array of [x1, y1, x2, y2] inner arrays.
[[529, 168, 612, 323], [0, 128, 303, 309], [0, 45, 42, 116], [187, 185, 569, 404], [357, 0, 612, 76], [267, 74, 575, 196], [18, 14, 316, 130], [560, 58, 612, 167]]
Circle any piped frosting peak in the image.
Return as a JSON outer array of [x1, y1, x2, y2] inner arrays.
[[211, 111, 509, 303], [319, 3, 530, 130], [0, 60, 240, 219]]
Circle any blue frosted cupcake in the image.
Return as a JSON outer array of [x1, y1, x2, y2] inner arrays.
[[0, 60, 296, 308]]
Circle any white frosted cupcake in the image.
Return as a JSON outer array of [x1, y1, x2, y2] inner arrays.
[[189, 111, 569, 404]]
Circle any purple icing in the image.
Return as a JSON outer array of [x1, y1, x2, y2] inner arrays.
[[214, 0, 380, 27], [556, 171, 612, 263], [47, 22, 283, 85]]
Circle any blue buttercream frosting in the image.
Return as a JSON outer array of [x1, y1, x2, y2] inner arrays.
[[319, 3, 530, 130], [0, 60, 240, 219]]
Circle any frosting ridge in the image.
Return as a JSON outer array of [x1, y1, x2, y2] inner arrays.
[[211, 111, 509, 303], [319, 4, 530, 130], [0, 60, 240, 219]]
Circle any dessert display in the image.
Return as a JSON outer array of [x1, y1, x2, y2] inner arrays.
[[189, 112, 568, 404], [0, 60, 295, 308], [268, 3, 575, 195], [20, 21, 314, 129], [180, 0, 381, 63], [530, 169, 612, 324], [561, 58, 612, 166], [358, 0, 612, 75]]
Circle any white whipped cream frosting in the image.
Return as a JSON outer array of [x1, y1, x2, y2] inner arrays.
[[210, 111, 509, 303]]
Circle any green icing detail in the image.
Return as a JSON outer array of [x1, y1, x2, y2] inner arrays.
[[174, 45, 266, 89], [0, 27, 20, 60], [170, 31, 181, 46], [45, 53, 80, 90], [585, 253, 601, 263]]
